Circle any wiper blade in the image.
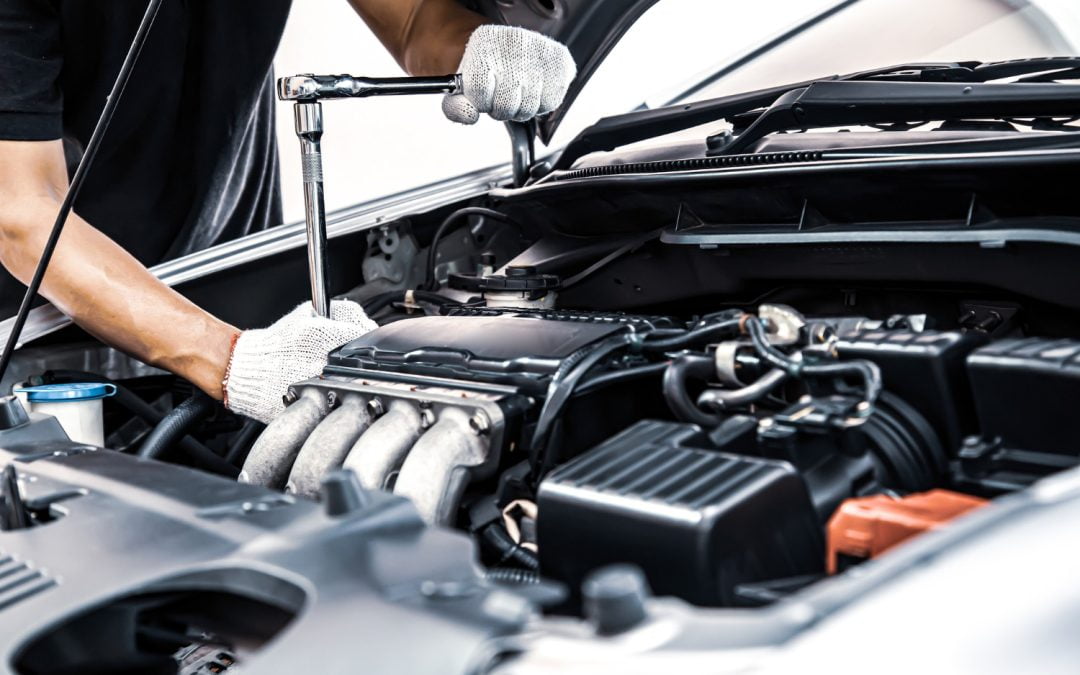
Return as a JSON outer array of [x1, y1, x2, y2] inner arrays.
[[716, 80, 1080, 156], [851, 57, 1080, 83]]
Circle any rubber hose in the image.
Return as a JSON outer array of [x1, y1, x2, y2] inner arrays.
[[574, 361, 669, 397], [662, 354, 726, 427], [486, 568, 541, 585], [803, 360, 883, 411], [642, 318, 743, 352], [46, 370, 219, 462], [878, 391, 947, 476], [863, 392, 943, 491], [137, 394, 238, 477], [745, 317, 883, 412], [745, 317, 804, 375], [224, 418, 266, 467], [482, 523, 540, 570], [696, 368, 789, 411]]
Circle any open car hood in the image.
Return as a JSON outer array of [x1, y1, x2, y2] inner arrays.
[[469, 0, 660, 144]]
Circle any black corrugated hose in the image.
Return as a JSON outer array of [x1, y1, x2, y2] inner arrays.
[[137, 392, 238, 477], [486, 568, 541, 585], [481, 522, 540, 570]]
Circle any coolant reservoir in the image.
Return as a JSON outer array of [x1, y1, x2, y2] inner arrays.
[[13, 383, 116, 446]]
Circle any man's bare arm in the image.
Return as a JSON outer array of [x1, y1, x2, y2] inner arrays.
[[0, 139, 236, 399], [345, 0, 485, 75]]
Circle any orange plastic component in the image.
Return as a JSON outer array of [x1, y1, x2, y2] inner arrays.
[[826, 489, 988, 573]]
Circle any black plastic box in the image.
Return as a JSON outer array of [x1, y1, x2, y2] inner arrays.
[[968, 338, 1080, 455], [836, 329, 986, 453], [537, 421, 823, 607]]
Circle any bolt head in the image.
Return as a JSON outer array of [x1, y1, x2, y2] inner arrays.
[[327, 391, 338, 408], [420, 408, 436, 429], [282, 387, 299, 407], [367, 397, 385, 417], [469, 411, 491, 435]]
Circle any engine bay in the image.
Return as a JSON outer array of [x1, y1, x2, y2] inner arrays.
[[6, 156, 1080, 670], [235, 281, 1071, 609], [6, 148, 1080, 670], [6, 217, 1080, 671]]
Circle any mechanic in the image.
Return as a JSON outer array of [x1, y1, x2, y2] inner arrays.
[[0, 1, 574, 423]]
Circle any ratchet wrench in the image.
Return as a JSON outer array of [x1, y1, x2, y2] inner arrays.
[[278, 74, 462, 317]]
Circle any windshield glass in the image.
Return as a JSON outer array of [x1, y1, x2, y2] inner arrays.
[[674, 0, 1080, 105]]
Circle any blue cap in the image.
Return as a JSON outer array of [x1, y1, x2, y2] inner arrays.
[[14, 382, 117, 402]]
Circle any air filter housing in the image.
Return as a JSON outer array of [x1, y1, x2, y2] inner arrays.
[[538, 420, 824, 606]]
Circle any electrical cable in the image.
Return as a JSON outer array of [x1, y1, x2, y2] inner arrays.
[[361, 289, 462, 316], [531, 334, 636, 479], [422, 207, 521, 291], [0, 0, 164, 382]]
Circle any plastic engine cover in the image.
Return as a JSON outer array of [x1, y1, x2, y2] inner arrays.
[[328, 314, 627, 390], [538, 420, 824, 607]]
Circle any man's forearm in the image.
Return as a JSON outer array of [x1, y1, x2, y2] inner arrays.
[[1, 193, 236, 400], [346, 0, 485, 75]]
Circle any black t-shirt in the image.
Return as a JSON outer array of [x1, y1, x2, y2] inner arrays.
[[0, 0, 292, 316]]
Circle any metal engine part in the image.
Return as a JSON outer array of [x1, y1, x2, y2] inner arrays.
[[241, 376, 509, 526], [241, 309, 675, 526]]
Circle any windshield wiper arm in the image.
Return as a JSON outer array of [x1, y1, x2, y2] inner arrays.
[[717, 80, 1080, 155], [554, 58, 1080, 172], [850, 57, 1080, 83]]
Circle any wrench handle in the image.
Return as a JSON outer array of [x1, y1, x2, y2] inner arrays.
[[278, 74, 462, 101]]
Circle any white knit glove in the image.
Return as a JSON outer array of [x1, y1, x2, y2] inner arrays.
[[224, 300, 376, 423], [442, 24, 576, 124]]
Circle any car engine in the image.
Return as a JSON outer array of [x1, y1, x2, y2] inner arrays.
[[227, 281, 1059, 609]]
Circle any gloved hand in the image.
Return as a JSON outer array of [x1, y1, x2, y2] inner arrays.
[[224, 300, 376, 423], [442, 24, 576, 124]]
